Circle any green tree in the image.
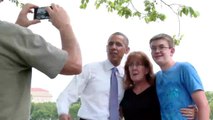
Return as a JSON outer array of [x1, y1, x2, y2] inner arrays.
[[30, 101, 81, 120], [206, 91, 213, 119], [30, 102, 58, 120], [69, 101, 81, 120]]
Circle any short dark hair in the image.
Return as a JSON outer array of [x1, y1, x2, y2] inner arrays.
[[109, 32, 129, 46]]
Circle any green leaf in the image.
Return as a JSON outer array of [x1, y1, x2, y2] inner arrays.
[[173, 34, 183, 46], [158, 14, 166, 21]]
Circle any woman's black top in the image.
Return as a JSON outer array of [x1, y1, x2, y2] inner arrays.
[[120, 85, 161, 120]]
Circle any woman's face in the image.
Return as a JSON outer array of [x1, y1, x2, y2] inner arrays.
[[128, 60, 148, 83]]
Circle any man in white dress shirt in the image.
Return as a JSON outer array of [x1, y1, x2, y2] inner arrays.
[[56, 32, 130, 120]]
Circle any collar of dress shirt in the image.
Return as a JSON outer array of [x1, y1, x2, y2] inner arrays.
[[104, 59, 124, 77]]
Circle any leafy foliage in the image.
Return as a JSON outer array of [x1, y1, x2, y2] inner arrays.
[[173, 34, 183, 46], [180, 6, 199, 17], [30, 102, 80, 120], [80, 0, 199, 45], [30, 102, 58, 120], [80, 0, 199, 22], [8, 0, 24, 7], [206, 91, 213, 119], [69, 101, 81, 119], [9, 0, 199, 45]]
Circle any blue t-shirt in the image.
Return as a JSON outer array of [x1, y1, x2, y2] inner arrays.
[[156, 62, 203, 120]]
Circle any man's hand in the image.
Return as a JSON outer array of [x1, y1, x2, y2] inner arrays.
[[59, 114, 72, 120], [180, 105, 197, 120], [15, 3, 40, 27], [46, 3, 70, 30]]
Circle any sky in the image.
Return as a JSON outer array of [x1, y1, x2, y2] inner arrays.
[[1, 0, 213, 101]]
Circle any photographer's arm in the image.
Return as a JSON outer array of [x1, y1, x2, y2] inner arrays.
[[46, 4, 82, 75]]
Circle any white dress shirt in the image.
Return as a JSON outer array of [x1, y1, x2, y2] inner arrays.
[[56, 60, 124, 120]]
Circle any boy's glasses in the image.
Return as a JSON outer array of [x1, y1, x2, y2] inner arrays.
[[150, 46, 170, 52]]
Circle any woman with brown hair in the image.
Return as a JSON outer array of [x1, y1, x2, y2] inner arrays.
[[120, 51, 161, 120]]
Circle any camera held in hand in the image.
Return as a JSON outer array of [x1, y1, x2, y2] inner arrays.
[[34, 6, 51, 20]]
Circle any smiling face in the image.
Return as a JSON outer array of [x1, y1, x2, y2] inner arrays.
[[149, 33, 175, 70], [106, 33, 129, 66], [150, 39, 175, 68]]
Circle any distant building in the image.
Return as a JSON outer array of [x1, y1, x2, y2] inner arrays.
[[31, 88, 52, 103]]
